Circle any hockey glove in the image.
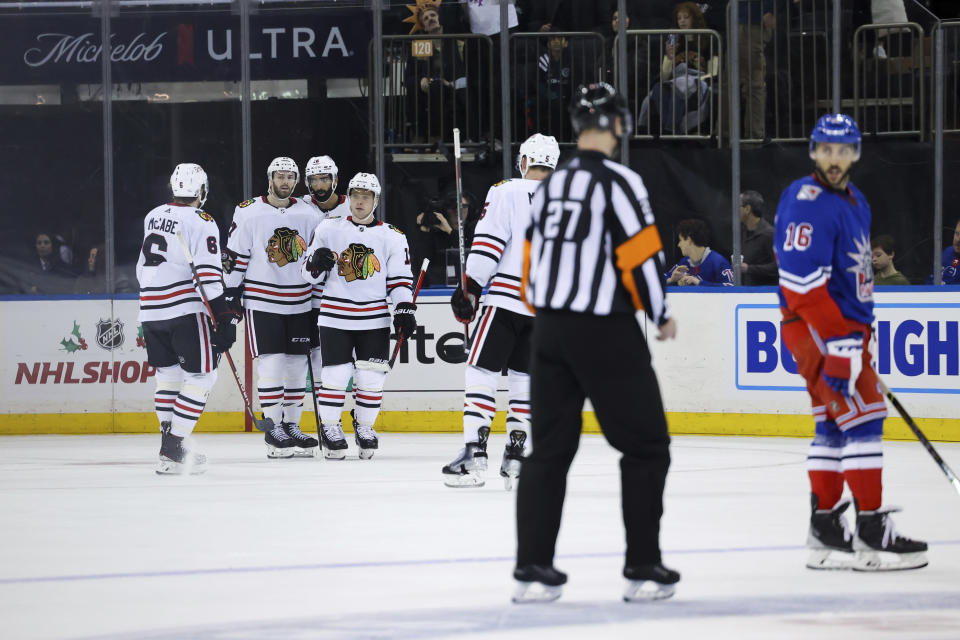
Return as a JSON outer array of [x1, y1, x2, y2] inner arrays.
[[224, 286, 244, 318], [393, 302, 417, 337], [306, 248, 337, 278], [208, 294, 242, 353], [450, 277, 482, 323], [822, 332, 864, 398]]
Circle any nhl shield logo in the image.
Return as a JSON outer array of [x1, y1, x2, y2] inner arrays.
[[96, 319, 125, 350]]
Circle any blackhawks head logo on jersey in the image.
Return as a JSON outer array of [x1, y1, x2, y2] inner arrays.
[[337, 242, 381, 282], [266, 227, 307, 266]]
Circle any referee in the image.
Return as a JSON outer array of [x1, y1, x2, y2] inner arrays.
[[513, 83, 680, 604]]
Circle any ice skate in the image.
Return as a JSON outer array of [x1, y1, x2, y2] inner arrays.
[[806, 495, 855, 570], [511, 565, 566, 603], [623, 563, 679, 601], [442, 427, 489, 487], [499, 429, 526, 490], [318, 421, 348, 460], [265, 423, 296, 459], [853, 507, 928, 571], [282, 422, 319, 458], [355, 423, 379, 460], [156, 422, 207, 475]]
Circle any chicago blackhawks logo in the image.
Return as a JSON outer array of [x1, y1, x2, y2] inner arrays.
[[337, 242, 381, 282], [266, 227, 307, 266]]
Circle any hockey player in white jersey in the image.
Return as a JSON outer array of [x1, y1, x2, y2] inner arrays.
[[223, 157, 322, 458], [301, 155, 351, 410], [300, 173, 416, 459], [137, 163, 240, 474], [442, 133, 559, 488]]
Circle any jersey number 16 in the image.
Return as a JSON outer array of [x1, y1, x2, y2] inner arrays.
[[782, 222, 813, 251]]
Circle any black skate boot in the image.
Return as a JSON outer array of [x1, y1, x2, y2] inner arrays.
[[806, 494, 854, 570], [442, 426, 490, 488], [355, 423, 379, 460], [623, 563, 680, 601], [318, 421, 348, 460], [853, 505, 928, 571], [157, 422, 207, 475], [265, 423, 297, 459], [512, 564, 567, 603], [500, 429, 527, 490], [282, 422, 319, 458]]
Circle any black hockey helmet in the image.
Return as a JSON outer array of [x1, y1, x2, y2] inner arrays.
[[569, 82, 633, 136]]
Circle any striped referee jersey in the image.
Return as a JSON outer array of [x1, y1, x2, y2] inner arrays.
[[523, 150, 670, 325]]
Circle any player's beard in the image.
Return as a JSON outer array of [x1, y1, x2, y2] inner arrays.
[[310, 186, 334, 203], [271, 180, 293, 199], [814, 164, 851, 191]]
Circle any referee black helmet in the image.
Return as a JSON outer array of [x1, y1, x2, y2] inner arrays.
[[569, 82, 633, 137]]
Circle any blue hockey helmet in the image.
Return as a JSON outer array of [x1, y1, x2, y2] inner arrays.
[[809, 113, 861, 160]]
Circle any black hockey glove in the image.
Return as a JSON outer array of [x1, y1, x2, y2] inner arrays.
[[208, 293, 242, 353], [450, 277, 482, 323], [224, 286, 244, 318], [393, 302, 417, 337], [306, 248, 337, 278]]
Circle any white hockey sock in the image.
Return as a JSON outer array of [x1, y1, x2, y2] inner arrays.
[[170, 370, 217, 438], [281, 354, 308, 426], [506, 368, 531, 446], [318, 363, 352, 426], [154, 365, 182, 425], [463, 365, 498, 443], [354, 368, 386, 427], [257, 353, 285, 424]]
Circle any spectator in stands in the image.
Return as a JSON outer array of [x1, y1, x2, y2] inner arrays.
[[13, 232, 79, 294], [411, 190, 478, 287], [604, 7, 649, 110], [666, 218, 734, 286], [461, 0, 519, 142], [638, 2, 718, 134], [930, 219, 960, 285], [33, 233, 77, 278], [738, 190, 778, 285], [403, 1, 469, 143], [521, 30, 574, 142], [871, 235, 910, 285], [729, 0, 775, 140]]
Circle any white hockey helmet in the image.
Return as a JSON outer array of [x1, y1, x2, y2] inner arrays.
[[347, 172, 382, 211], [517, 133, 560, 178], [169, 163, 209, 207], [304, 155, 338, 185], [266, 156, 299, 183]]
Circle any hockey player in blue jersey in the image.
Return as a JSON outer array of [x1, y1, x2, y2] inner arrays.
[[929, 218, 960, 285], [775, 114, 927, 571], [665, 218, 734, 286]]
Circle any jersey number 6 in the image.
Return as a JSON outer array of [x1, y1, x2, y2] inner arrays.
[[783, 222, 813, 251]]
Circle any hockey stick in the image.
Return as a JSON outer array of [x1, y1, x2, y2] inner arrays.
[[452, 127, 471, 354], [306, 353, 324, 451], [388, 258, 429, 369], [878, 378, 960, 496], [175, 232, 275, 433]]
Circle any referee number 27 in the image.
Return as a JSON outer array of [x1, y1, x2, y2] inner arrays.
[[543, 201, 583, 241]]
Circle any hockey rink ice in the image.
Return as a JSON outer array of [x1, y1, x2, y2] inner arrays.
[[1, 433, 959, 639]]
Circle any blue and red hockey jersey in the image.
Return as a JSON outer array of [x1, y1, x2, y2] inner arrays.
[[774, 174, 875, 339], [930, 246, 960, 285], [665, 248, 734, 286]]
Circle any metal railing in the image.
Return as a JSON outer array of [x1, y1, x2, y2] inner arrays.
[[376, 34, 494, 152], [617, 29, 722, 143], [508, 31, 606, 146], [936, 21, 960, 133], [853, 22, 925, 138]]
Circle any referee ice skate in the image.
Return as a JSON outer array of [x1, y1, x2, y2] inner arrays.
[[513, 83, 680, 604]]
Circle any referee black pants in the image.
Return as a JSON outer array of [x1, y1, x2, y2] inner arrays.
[[516, 310, 671, 569]]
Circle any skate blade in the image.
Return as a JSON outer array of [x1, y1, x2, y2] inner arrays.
[[292, 447, 319, 458], [266, 445, 295, 459], [358, 448, 376, 460], [503, 475, 516, 491], [443, 472, 485, 488], [511, 581, 562, 604], [323, 448, 347, 460], [806, 548, 855, 570], [156, 457, 207, 475], [623, 580, 676, 602], [852, 550, 928, 572]]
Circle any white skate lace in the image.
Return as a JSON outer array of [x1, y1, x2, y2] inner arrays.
[[356, 424, 376, 440], [270, 425, 290, 441], [322, 423, 344, 440], [881, 514, 896, 548], [286, 423, 307, 439]]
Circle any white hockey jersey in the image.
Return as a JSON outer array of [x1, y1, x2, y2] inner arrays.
[[137, 202, 224, 322], [302, 193, 351, 309], [224, 196, 322, 315], [300, 216, 414, 331], [465, 178, 540, 317]]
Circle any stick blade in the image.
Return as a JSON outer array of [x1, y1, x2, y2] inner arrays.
[[252, 416, 275, 433]]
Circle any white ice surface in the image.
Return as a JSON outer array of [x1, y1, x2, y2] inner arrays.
[[1, 433, 959, 640]]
